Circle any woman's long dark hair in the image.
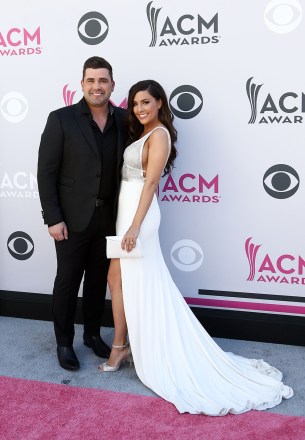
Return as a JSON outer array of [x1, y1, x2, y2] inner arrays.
[[127, 80, 177, 176]]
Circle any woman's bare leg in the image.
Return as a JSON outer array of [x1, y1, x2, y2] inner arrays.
[[102, 258, 129, 367]]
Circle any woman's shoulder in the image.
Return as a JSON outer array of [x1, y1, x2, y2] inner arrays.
[[146, 126, 170, 154], [148, 126, 170, 141]]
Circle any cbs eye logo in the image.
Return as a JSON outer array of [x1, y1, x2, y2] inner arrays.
[[7, 231, 34, 260], [169, 85, 203, 119], [78, 12, 109, 45], [263, 164, 300, 199], [264, 0, 302, 33], [1, 92, 28, 123], [171, 239, 203, 272]]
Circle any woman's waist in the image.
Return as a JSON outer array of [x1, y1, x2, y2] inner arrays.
[[122, 163, 145, 181], [121, 177, 145, 184]]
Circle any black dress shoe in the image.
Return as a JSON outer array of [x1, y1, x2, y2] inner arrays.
[[83, 334, 111, 358], [57, 346, 80, 371]]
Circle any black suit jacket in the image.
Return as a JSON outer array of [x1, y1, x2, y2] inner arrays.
[[37, 99, 127, 232]]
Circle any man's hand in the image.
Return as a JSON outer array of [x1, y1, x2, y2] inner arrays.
[[48, 222, 68, 241]]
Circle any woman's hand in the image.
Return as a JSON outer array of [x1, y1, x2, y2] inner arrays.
[[122, 225, 140, 252]]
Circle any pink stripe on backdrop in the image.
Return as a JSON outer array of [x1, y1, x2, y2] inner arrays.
[[185, 297, 305, 315]]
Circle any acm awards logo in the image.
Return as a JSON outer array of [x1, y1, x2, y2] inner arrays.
[[0, 27, 41, 56], [159, 173, 219, 204], [78, 12, 109, 45], [263, 165, 299, 199], [245, 237, 305, 285], [246, 77, 305, 124], [63, 85, 77, 106], [7, 231, 34, 260], [0, 170, 38, 199], [146, 1, 220, 47]]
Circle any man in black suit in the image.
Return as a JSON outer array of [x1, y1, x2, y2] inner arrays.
[[37, 56, 127, 370]]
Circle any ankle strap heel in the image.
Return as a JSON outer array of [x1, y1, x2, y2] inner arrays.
[[98, 343, 132, 373], [112, 343, 128, 349]]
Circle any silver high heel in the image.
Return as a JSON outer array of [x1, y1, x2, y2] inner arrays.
[[98, 343, 133, 372]]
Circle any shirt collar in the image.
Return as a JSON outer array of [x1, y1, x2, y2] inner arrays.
[[82, 98, 114, 116]]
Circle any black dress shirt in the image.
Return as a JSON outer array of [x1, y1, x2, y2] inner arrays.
[[82, 98, 118, 199]]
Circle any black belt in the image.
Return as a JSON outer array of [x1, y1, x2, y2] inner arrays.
[[95, 198, 112, 207]]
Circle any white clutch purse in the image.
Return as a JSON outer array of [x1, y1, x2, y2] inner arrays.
[[106, 236, 143, 259]]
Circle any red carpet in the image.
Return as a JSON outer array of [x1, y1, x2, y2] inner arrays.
[[0, 376, 304, 440]]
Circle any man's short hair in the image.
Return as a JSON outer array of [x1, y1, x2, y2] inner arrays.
[[82, 56, 113, 81]]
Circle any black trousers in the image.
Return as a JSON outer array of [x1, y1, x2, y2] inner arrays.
[[52, 202, 115, 346]]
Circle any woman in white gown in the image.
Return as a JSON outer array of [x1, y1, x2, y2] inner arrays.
[[99, 80, 293, 415]]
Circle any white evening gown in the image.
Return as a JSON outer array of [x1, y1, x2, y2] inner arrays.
[[116, 126, 293, 415]]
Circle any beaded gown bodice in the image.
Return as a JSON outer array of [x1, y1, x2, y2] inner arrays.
[[122, 126, 170, 182]]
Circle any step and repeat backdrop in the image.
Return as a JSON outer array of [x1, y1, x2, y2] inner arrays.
[[1, 0, 305, 318]]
